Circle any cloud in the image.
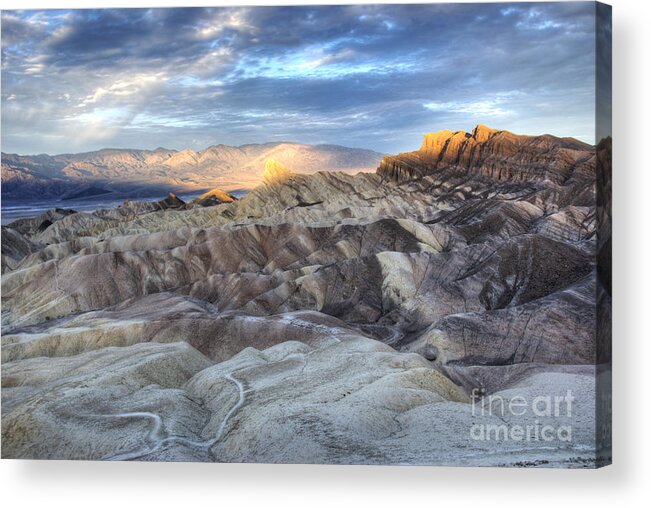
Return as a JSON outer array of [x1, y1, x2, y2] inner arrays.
[[424, 94, 520, 118], [1, 3, 599, 155], [77, 73, 166, 107], [299, 49, 358, 69]]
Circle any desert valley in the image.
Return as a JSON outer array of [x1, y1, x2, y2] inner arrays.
[[1, 124, 611, 466]]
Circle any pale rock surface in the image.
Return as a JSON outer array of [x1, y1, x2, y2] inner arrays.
[[2, 337, 598, 465]]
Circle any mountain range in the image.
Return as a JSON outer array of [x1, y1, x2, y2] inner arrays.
[[1, 142, 383, 200]]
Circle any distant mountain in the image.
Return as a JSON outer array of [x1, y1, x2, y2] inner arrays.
[[1, 142, 383, 200]]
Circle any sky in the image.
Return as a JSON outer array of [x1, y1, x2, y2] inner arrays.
[[1, 2, 603, 155]]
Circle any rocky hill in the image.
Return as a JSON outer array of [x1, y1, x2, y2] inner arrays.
[[1, 142, 383, 199], [378, 124, 594, 184], [1, 126, 609, 466]]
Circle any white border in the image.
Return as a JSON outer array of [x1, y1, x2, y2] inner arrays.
[[2, 1, 650, 506]]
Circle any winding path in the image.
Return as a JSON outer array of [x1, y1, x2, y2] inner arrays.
[[95, 371, 246, 461]]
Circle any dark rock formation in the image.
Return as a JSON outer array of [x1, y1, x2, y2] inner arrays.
[[158, 192, 186, 209], [192, 188, 236, 207]]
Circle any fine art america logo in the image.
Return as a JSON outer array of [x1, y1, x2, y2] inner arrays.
[[469, 389, 575, 442]]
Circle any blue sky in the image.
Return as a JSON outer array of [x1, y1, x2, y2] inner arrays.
[[1, 3, 602, 155]]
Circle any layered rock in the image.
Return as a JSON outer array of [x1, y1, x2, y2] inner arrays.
[[378, 124, 595, 186], [1, 126, 608, 466], [1, 227, 36, 273]]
